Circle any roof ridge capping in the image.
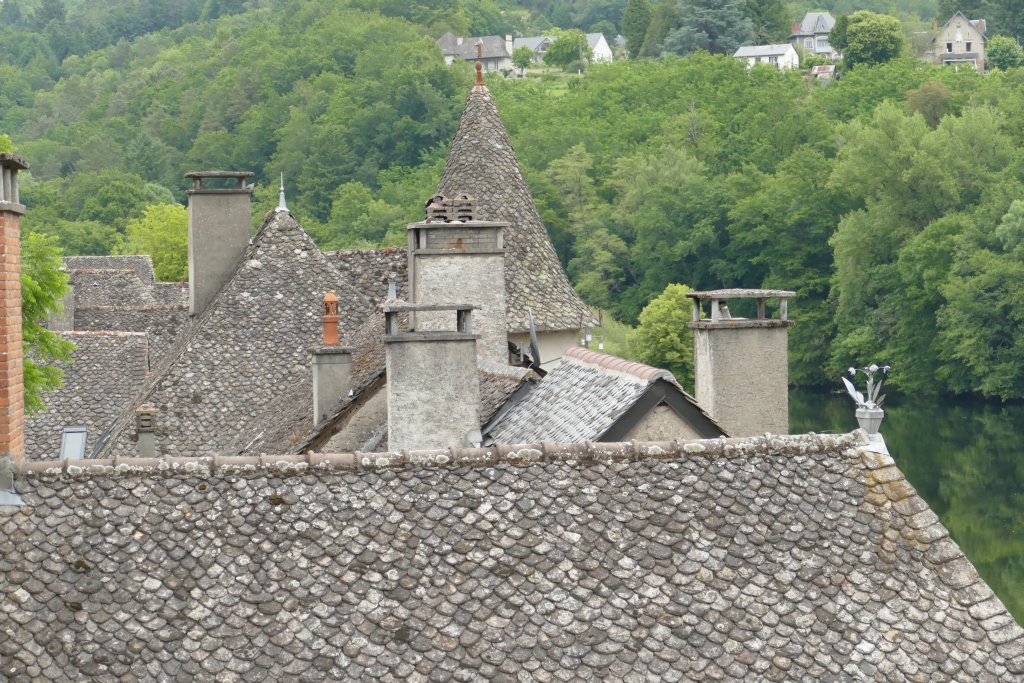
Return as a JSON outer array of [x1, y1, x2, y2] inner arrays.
[[563, 346, 675, 384], [16, 431, 868, 477]]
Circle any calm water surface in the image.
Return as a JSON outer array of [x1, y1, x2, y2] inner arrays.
[[791, 389, 1024, 621]]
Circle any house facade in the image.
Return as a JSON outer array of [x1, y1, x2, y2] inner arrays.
[[513, 33, 614, 64], [436, 32, 513, 72], [931, 12, 986, 70], [790, 11, 840, 60], [734, 43, 800, 70]]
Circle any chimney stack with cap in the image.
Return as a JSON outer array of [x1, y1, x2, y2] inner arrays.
[[184, 171, 254, 317], [0, 153, 28, 468], [383, 302, 482, 451], [310, 292, 354, 427], [135, 404, 156, 459], [406, 195, 509, 363], [686, 289, 795, 437]]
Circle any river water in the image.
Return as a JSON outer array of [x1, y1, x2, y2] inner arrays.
[[790, 389, 1024, 622]]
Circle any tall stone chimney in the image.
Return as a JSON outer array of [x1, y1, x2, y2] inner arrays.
[[686, 289, 795, 437], [384, 302, 481, 451], [310, 291, 354, 427], [184, 171, 254, 317], [406, 195, 508, 363], [0, 153, 28, 469]]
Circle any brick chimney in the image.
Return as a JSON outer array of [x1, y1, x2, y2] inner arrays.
[[310, 292, 354, 427], [184, 171, 254, 317], [792, 21, 800, 34], [0, 153, 28, 470], [383, 302, 481, 451], [406, 194, 509, 363], [686, 289, 795, 437]]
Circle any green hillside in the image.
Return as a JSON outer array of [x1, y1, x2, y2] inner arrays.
[[5, 0, 1024, 400]]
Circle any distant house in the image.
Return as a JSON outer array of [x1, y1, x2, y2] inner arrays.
[[811, 64, 836, 79], [513, 33, 614, 64], [790, 11, 840, 60], [437, 32, 513, 72], [734, 44, 800, 70], [929, 12, 986, 70]]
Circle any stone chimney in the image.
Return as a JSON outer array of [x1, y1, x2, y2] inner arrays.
[[384, 302, 481, 451], [0, 153, 28, 468], [310, 291, 354, 427], [686, 289, 795, 437], [406, 194, 508, 364], [184, 171, 254, 317], [135, 403, 156, 459], [457, 35, 464, 46], [792, 21, 800, 34], [506, 34, 513, 56]]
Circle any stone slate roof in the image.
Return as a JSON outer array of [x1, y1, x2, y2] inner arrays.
[[73, 305, 189, 370], [231, 315, 532, 456], [5, 432, 1023, 682], [66, 269, 158, 307], [93, 211, 370, 459], [791, 11, 835, 36], [24, 332, 149, 461], [325, 248, 408, 311], [63, 255, 156, 282], [487, 346, 709, 444], [437, 84, 597, 334], [437, 32, 511, 60]]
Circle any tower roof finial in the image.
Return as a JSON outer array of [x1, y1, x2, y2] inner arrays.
[[276, 173, 289, 213]]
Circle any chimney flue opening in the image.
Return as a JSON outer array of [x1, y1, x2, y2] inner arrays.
[[321, 291, 340, 346]]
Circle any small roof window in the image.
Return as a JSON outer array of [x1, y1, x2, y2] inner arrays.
[[60, 426, 88, 461]]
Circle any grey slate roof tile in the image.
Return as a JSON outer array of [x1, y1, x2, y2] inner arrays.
[[63, 254, 156, 282], [93, 211, 370, 459], [438, 84, 597, 333], [24, 331, 149, 460], [73, 305, 189, 368], [488, 347, 697, 444], [325, 247, 408, 310], [6, 433, 1023, 681]]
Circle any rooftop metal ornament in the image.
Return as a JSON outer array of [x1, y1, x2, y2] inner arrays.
[[843, 364, 890, 435], [275, 173, 289, 213]]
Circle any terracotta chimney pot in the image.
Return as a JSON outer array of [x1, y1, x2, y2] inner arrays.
[[322, 291, 340, 346]]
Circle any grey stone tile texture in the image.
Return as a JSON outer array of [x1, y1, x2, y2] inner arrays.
[[3, 436, 1023, 682]]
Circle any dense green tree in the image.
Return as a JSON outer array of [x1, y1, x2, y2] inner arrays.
[[590, 20, 619, 46], [744, 0, 790, 44], [665, 0, 754, 56], [986, 36, 1024, 71], [906, 80, 949, 128], [829, 13, 850, 52], [543, 29, 594, 66], [21, 232, 74, 413], [841, 11, 905, 68], [622, 0, 654, 56], [639, 2, 679, 57], [116, 204, 189, 281], [513, 45, 536, 72], [0, 135, 12, 153], [627, 283, 695, 390]]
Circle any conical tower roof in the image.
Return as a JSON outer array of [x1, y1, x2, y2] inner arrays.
[[438, 81, 597, 334]]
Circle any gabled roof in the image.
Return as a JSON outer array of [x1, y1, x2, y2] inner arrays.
[[437, 32, 511, 60], [437, 84, 598, 333], [586, 32, 608, 50], [734, 44, 797, 57], [930, 11, 988, 42], [93, 211, 369, 459], [486, 346, 722, 443], [63, 255, 156, 283], [25, 332, 149, 460], [10, 432, 1024, 681], [66, 269, 159, 307], [791, 11, 835, 36], [514, 36, 550, 51], [325, 247, 408, 310]]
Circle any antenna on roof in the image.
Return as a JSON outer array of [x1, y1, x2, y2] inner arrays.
[[276, 173, 289, 213]]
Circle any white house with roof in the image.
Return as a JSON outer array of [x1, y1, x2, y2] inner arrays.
[[437, 32, 513, 71], [734, 43, 800, 70], [790, 11, 840, 60], [513, 33, 613, 64]]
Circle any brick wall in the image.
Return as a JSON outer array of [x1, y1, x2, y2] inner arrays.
[[0, 209, 24, 461]]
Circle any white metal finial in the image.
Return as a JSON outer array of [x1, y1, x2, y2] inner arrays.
[[276, 173, 289, 213]]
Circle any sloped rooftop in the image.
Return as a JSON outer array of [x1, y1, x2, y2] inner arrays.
[[487, 346, 713, 444], [24, 332, 149, 461], [92, 211, 370, 459], [437, 84, 597, 334], [63, 255, 156, 283], [792, 11, 835, 36], [325, 247, 408, 310], [6, 433, 1023, 681]]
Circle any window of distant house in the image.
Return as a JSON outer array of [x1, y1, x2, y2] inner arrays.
[[956, 26, 963, 41], [966, 41, 972, 51], [946, 42, 953, 52], [805, 38, 813, 48], [769, 55, 778, 65], [817, 38, 829, 51]]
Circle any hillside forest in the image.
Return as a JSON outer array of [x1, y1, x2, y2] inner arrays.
[[4, 0, 1024, 402]]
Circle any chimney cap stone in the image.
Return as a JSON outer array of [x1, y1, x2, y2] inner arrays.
[[0, 153, 29, 171], [184, 171, 255, 179], [381, 302, 477, 313], [686, 288, 796, 299]]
